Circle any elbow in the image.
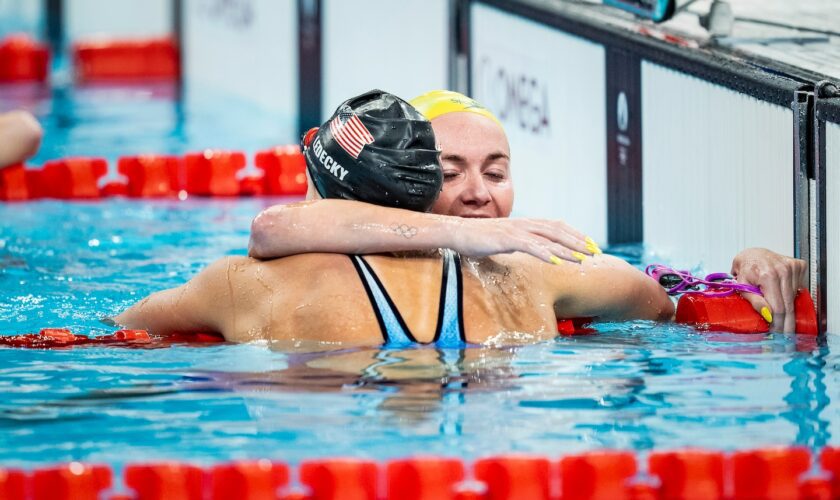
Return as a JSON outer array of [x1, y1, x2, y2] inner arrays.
[[248, 215, 270, 259], [643, 280, 675, 321], [22, 113, 43, 158], [248, 207, 290, 259], [656, 293, 676, 321], [13, 111, 43, 159]]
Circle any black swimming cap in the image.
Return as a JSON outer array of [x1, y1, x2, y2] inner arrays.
[[303, 89, 442, 212]]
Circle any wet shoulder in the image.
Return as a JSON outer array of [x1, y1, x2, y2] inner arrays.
[[462, 253, 546, 278]]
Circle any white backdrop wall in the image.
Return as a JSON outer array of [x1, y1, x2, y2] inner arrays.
[[827, 122, 840, 333], [183, 0, 298, 141], [66, 0, 171, 42], [642, 62, 794, 272], [470, 3, 608, 243], [321, 0, 449, 119]]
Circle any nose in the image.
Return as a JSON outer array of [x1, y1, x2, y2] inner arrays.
[[460, 171, 492, 207]]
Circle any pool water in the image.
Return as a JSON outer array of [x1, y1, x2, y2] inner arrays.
[[1, 200, 837, 468], [1, 83, 838, 469]]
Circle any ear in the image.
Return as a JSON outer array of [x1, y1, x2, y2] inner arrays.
[[304, 169, 320, 200]]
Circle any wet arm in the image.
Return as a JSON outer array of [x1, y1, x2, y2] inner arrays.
[[249, 199, 594, 263], [113, 258, 233, 336], [248, 199, 458, 259], [546, 255, 674, 322], [0, 111, 42, 168]]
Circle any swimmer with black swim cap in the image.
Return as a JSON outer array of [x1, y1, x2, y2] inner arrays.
[[115, 89, 673, 347], [301, 89, 442, 212]]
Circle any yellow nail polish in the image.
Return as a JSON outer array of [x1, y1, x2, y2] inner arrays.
[[550, 255, 564, 265], [585, 237, 603, 255], [572, 251, 587, 262], [760, 307, 773, 324]]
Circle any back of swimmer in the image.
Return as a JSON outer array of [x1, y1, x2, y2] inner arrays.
[[114, 90, 674, 348]]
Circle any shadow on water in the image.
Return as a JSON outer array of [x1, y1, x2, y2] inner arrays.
[[0, 343, 644, 426]]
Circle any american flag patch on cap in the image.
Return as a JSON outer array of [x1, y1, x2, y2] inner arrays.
[[329, 106, 374, 159]]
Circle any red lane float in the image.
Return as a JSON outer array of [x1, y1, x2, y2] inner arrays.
[[299, 459, 378, 500], [73, 37, 179, 83], [0, 328, 149, 348], [386, 458, 465, 500], [35, 158, 108, 199], [557, 317, 595, 336], [118, 155, 181, 197], [0, 34, 49, 83], [676, 289, 818, 335], [8, 448, 840, 500], [238, 175, 265, 197], [183, 150, 246, 196], [0, 328, 232, 349], [124, 462, 203, 500], [731, 447, 811, 499], [255, 146, 308, 195], [649, 449, 724, 499], [0, 163, 30, 201], [560, 451, 637, 500], [99, 181, 129, 197], [32, 463, 111, 500], [474, 456, 551, 500], [210, 460, 289, 500], [0, 469, 26, 499], [820, 447, 840, 499]]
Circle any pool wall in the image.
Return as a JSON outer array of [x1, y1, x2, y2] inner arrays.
[[2, 0, 840, 333], [818, 95, 840, 333], [641, 63, 794, 271]]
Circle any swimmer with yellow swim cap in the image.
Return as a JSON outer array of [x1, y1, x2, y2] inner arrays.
[[249, 90, 807, 333], [251, 89, 597, 265]]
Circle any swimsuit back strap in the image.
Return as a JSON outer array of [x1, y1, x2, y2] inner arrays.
[[350, 255, 417, 346], [434, 249, 467, 347]]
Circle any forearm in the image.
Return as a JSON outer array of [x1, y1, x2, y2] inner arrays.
[[551, 255, 675, 322], [617, 273, 675, 322], [249, 199, 459, 259]]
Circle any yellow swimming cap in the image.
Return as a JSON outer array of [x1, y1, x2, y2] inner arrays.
[[409, 90, 502, 127]]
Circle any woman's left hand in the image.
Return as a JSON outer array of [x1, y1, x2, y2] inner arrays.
[[730, 248, 808, 332]]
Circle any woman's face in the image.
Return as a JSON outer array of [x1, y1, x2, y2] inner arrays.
[[430, 112, 514, 218]]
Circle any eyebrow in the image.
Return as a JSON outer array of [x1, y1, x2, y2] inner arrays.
[[440, 153, 467, 163], [485, 151, 510, 162], [440, 151, 510, 163]]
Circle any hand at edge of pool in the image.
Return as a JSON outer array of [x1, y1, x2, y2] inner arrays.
[[731, 247, 808, 333]]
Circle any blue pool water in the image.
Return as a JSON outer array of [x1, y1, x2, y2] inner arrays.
[[1, 83, 838, 469]]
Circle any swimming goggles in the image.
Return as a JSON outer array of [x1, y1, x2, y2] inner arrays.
[[645, 264, 763, 298]]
